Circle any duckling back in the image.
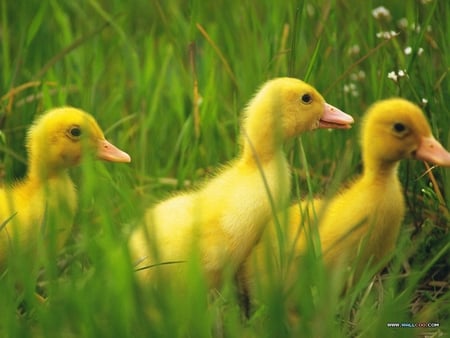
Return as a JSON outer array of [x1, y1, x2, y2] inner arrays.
[[130, 153, 291, 287]]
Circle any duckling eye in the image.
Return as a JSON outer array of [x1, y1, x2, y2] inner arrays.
[[301, 93, 313, 104], [68, 126, 82, 138], [393, 122, 406, 133]]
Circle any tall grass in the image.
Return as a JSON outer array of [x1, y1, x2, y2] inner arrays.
[[0, 0, 448, 337]]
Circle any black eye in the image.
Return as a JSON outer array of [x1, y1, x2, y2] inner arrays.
[[68, 126, 82, 138], [393, 122, 406, 133], [301, 93, 313, 104]]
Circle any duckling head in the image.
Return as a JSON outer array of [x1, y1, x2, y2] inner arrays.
[[243, 78, 353, 146], [26, 107, 131, 178], [361, 98, 450, 167]]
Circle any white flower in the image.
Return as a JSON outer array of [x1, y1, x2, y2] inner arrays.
[[372, 6, 391, 20], [388, 69, 408, 83], [343, 83, 358, 97], [350, 70, 366, 81], [376, 30, 399, 39], [358, 70, 366, 80], [422, 98, 428, 104], [404, 46, 424, 56], [388, 71, 398, 82], [411, 23, 421, 33], [398, 18, 408, 29], [348, 44, 360, 56]]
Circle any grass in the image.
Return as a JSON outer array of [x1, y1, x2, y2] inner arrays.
[[0, 0, 449, 337]]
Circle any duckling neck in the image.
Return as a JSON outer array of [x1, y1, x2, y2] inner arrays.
[[240, 115, 284, 165], [26, 168, 72, 188], [241, 133, 283, 166], [27, 153, 69, 183], [362, 157, 400, 184]]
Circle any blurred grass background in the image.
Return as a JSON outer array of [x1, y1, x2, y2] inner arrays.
[[0, 0, 448, 337]]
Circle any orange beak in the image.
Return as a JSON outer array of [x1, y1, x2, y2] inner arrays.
[[319, 103, 354, 129], [415, 136, 450, 166], [97, 139, 131, 163]]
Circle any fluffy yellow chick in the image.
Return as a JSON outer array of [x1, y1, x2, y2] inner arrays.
[[249, 98, 450, 294], [0, 107, 131, 267], [129, 77, 353, 289]]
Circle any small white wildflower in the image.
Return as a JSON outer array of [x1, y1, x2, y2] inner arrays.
[[422, 98, 428, 104], [349, 83, 358, 97], [349, 72, 366, 82], [358, 70, 366, 80], [343, 83, 358, 97], [398, 18, 408, 29], [404, 47, 412, 55], [348, 44, 360, 56], [411, 23, 421, 33], [387, 69, 408, 82], [417, 47, 424, 56], [372, 6, 391, 20], [388, 71, 398, 82], [376, 30, 399, 39]]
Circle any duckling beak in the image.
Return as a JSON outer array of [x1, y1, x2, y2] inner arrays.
[[319, 103, 354, 129], [415, 136, 450, 167], [97, 139, 131, 163]]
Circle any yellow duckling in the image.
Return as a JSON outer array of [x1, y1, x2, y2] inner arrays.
[[0, 107, 131, 267], [249, 98, 450, 294], [129, 77, 353, 289]]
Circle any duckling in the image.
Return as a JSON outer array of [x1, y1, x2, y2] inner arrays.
[[249, 98, 450, 295], [129, 77, 353, 290], [0, 107, 131, 267]]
